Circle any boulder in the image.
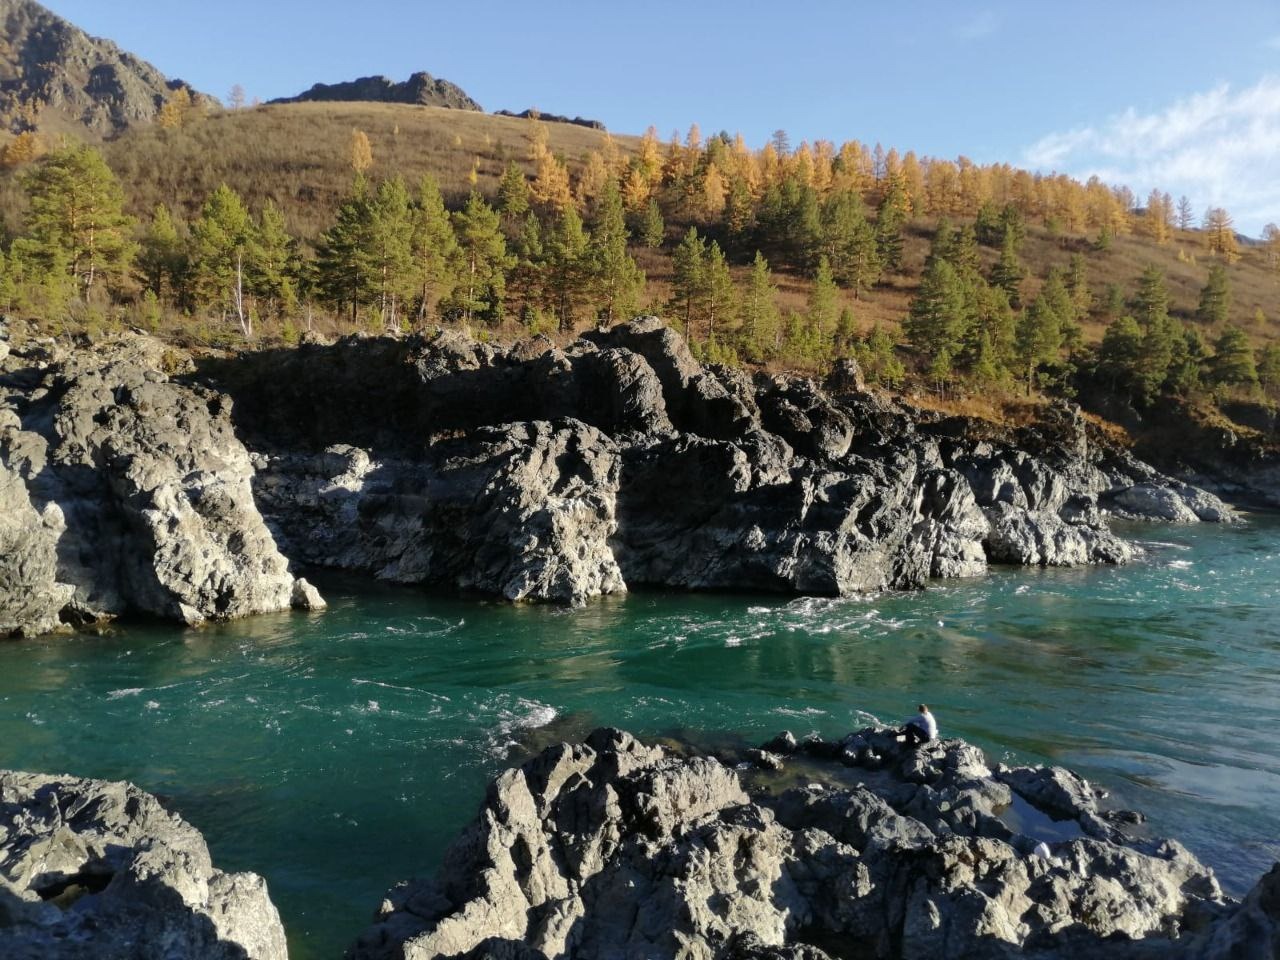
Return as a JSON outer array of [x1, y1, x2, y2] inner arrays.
[[0, 770, 287, 960]]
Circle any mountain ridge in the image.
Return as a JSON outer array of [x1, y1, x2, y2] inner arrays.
[[269, 70, 482, 111], [0, 0, 211, 137]]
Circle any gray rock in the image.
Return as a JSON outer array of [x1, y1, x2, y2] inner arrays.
[[0, 769, 286, 960], [351, 728, 1260, 960]]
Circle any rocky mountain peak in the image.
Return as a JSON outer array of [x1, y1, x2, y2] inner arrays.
[[0, 0, 210, 137], [269, 70, 482, 110]]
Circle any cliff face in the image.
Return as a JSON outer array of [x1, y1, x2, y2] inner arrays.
[[0, 0, 210, 137], [0, 315, 1239, 637], [270, 71, 482, 111]]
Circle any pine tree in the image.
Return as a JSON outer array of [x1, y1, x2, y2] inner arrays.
[[315, 183, 374, 324], [543, 205, 590, 330], [587, 179, 643, 324], [702, 241, 736, 347], [20, 144, 135, 297], [820, 189, 880, 298], [191, 184, 258, 336], [136, 204, 186, 305], [496, 163, 531, 240], [451, 191, 509, 325], [874, 178, 907, 273], [724, 176, 754, 256], [254, 200, 298, 318], [411, 174, 459, 322], [1258, 343, 1280, 396], [1133, 265, 1170, 330], [858, 323, 905, 387], [1015, 298, 1063, 394], [739, 252, 781, 361], [670, 227, 706, 336], [638, 198, 664, 249], [988, 233, 1024, 306], [806, 256, 839, 357], [1196, 264, 1231, 325], [367, 177, 416, 330], [1210, 325, 1257, 387], [1097, 315, 1145, 394], [906, 257, 966, 363]]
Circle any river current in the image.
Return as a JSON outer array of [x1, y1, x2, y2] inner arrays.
[[2, 516, 1278, 957]]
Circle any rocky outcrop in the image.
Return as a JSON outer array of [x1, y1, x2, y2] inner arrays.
[[0, 316, 1238, 634], [0, 769, 287, 959], [211, 317, 1234, 609], [494, 109, 605, 131], [0, 330, 322, 636], [0, 0, 212, 137], [349, 727, 1277, 960], [271, 72, 482, 110]]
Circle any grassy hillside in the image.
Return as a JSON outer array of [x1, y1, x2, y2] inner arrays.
[[108, 103, 638, 237]]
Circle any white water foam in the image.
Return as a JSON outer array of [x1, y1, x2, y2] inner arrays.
[[106, 687, 143, 700]]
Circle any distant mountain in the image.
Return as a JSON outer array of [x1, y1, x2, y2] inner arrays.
[[0, 0, 211, 137], [495, 108, 604, 131], [271, 72, 482, 111]]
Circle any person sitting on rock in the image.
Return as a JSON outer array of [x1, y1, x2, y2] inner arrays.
[[898, 703, 937, 747]]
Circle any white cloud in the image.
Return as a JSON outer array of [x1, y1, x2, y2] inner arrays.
[[955, 10, 999, 41], [1023, 76, 1280, 235]]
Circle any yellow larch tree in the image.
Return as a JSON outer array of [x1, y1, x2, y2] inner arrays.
[[350, 129, 373, 175]]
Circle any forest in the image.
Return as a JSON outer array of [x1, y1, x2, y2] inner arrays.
[[2, 100, 1279, 417]]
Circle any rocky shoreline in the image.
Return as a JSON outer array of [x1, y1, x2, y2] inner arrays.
[[0, 316, 1244, 636], [350, 727, 1278, 960], [4, 729, 1276, 959], [0, 769, 287, 959]]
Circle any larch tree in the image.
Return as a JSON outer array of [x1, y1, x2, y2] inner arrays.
[[1202, 207, 1240, 262], [20, 144, 135, 298], [157, 88, 194, 129], [1176, 195, 1194, 230], [350, 129, 374, 176]]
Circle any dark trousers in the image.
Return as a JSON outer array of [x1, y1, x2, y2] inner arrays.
[[900, 724, 929, 746]]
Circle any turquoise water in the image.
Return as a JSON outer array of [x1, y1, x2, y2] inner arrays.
[[2, 517, 1279, 958]]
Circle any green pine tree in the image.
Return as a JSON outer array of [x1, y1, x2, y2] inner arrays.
[[670, 227, 707, 336], [1196, 264, 1232, 325], [1211, 325, 1258, 387], [191, 184, 259, 336], [411, 174, 459, 323], [451, 191, 509, 325], [738, 251, 781, 362], [588, 179, 644, 324], [544, 205, 590, 331], [906, 257, 966, 364]]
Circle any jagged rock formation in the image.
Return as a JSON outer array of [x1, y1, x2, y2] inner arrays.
[[349, 727, 1277, 960], [208, 317, 1234, 608], [0, 769, 288, 959], [271, 72, 482, 111], [0, 0, 211, 137], [0, 316, 1238, 635], [495, 108, 605, 130], [0, 325, 323, 636]]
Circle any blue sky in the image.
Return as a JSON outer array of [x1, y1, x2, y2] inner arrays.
[[42, 0, 1280, 234]]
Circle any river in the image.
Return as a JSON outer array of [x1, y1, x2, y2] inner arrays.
[[2, 516, 1278, 958]]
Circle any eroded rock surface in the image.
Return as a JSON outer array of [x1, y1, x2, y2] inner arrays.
[[0, 331, 322, 635], [0, 317, 1238, 634], [0, 769, 287, 960], [349, 727, 1276, 960]]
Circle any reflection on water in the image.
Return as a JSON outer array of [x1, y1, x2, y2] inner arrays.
[[0, 517, 1278, 958]]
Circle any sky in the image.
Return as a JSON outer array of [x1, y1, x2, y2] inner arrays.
[[40, 0, 1280, 235]]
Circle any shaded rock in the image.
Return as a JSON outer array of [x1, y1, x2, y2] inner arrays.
[[271, 71, 482, 110], [0, 769, 286, 959]]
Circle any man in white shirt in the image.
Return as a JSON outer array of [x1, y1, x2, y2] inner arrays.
[[899, 703, 937, 747]]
